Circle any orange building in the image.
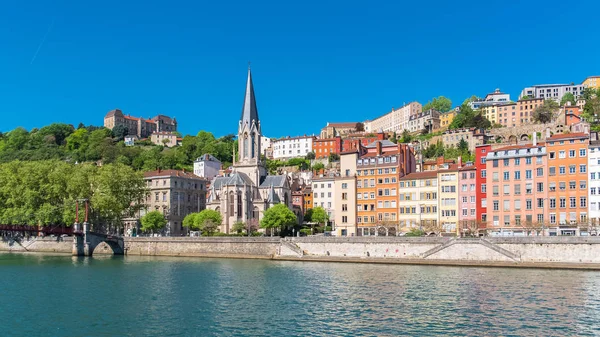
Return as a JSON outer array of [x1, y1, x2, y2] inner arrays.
[[562, 104, 582, 126], [546, 133, 589, 234], [513, 98, 544, 127], [313, 137, 342, 159], [303, 187, 313, 213], [342, 132, 386, 152], [355, 140, 416, 235]]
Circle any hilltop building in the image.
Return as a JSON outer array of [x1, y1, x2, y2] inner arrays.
[[104, 109, 177, 138]]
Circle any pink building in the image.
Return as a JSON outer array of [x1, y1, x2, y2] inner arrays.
[[485, 143, 549, 235], [458, 162, 477, 233]]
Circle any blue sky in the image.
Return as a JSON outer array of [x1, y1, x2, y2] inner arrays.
[[1, 0, 599, 138]]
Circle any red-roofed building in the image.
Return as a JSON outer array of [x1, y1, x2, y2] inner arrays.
[[342, 132, 387, 152], [313, 136, 342, 159]]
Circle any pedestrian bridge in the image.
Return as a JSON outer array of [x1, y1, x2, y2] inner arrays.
[[72, 225, 124, 256]]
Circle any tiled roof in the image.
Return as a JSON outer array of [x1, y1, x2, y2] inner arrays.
[[326, 122, 358, 128], [547, 133, 588, 140], [365, 139, 396, 148], [493, 143, 546, 152], [144, 169, 202, 179], [360, 150, 399, 158], [399, 171, 438, 180], [105, 109, 123, 118]]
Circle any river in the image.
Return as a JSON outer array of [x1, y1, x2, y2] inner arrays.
[[1, 253, 600, 336]]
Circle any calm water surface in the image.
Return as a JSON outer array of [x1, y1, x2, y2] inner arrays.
[[1, 253, 600, 336]]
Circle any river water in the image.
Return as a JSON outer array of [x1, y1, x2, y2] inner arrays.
[[1, 253, 600, 336]]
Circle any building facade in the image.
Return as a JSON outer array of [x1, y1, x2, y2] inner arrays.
[[583, 76, 600, 90], [104, 109, 177, 138], [193, 154, 221, 180], [519, 84, 585, 102], [442, 128, 489, 152], [589, 133, 600, 226], [313, 137, 342, 159], [408, 109, 441, 134], [439, 110, 457, 130], [143, 169, 207, 236], [272, 135, 315, 160], [341, 133, 387, 152], [320, 122, 360, 139], [398, 171, 439, 232], [150, 132, 178, 147], [546, 133, 589, 235], [475, 145, 492, 226], [312, 176, 336, 224], [364, 102, 422, 133], [335, 153, 358, 236], [458, 163, 477, 233]]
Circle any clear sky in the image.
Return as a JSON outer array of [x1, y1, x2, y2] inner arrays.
[[1, 0, 599, 138]]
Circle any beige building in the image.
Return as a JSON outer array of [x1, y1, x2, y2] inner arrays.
[[150, 132, 178, 147], [583, 76, 600, 90], [320, 122, 360, 139], [438, 166, 460, 235], [408, 109, 440, 134], [442, 128, 489, 152], [335, 152, 358, 236], [104, 109, 177, 138], [142, 169, 207, 236], [398, 171, 439, 232], [439, 110, 457, 130], [364, 102, 422, 133]]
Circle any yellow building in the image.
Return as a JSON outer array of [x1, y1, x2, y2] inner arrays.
[[438, 166, 460, 235], [583, 76, 600, 90], [480, 105, 499, 125], [440, 110, 457, 130]]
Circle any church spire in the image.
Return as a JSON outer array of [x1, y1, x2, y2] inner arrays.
[[240, 65, 259, 126]]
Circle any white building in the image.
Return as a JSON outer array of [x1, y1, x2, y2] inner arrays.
[[470, 88, 511, 110], [272, 135, 315, 160], [260, 136, 272, 156], [519, 84, 585, 102], [193, 154, 221, 180], [589, 133, 600, 227], [364, 102, 422, 133], [312, 175, 336, 225]]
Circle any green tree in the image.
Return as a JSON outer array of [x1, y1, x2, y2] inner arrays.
[[532, 100, 559, 124], [449, 103, 491, 130], [194, 209, 222, 236], [423, 96, 452, 112], [303, 208, 313, 222], [141, 211, 167, 233], [260, 204, 297, 236], [305, 151, 316, 160], [399, 129, 413, 143], [355, 122, 365, 132], [231, 221, 246, 235], [328, 153, 340, 162], [520, 95, 531, 100], [560, 92, 576, 106], [311, 207, 329, 231], [312, 162, 325, 172], [458, 138, 469, 152]]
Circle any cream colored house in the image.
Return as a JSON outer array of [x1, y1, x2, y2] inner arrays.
[[335, 151, 358, 236]]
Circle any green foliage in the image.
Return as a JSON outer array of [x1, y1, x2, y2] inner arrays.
[[183, 209, 222, 236], [532, 100, 559, 124], [299, 228, 312, 236], [311, 207, 329, 225], [0, 160, 147, 226], [423, 96, 452, 113], [399, 129, 413, 143], [520, 95, 531, 100], [583, 95, 600, 124], [560, 92, 576, 106], [448, 103, 491, 130], [0, 125, 235, 172], [328, 153, 340, 162], [355, 122, 365, 132], [260, 204, 297, 231], [404, 228, 425, 237], [303, 208, 313, 222], [112, 125, 129, 141], [231, 221, 245, 234], [305, 152, 315, 160], [312, 162, 325, 172], [140, 211, 167, 233], [266, 157, 311, 174]]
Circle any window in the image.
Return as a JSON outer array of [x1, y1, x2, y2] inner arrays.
[[342, 216, 347, 223], [493, 160, 498, 168], [569, 165, 576, 174], [514, 184, 521, 195], [569, 181, 576, 190], [503, 185, 510, 195], [559, 182, 566, 190], [526, 170, 532, 179], [526, 157, 532, 165], [549, 182, 556, 191], [560, 197, 566, 208], [559, 166, 566, 174], [492, 172, 499, 182], [481, 169, 487, 178], [570, 197, 576, 208], [526, 183, 532, 194], [536, 182, 544, 192], [537, 198, 544, 208], [503, 172, 510, 181], [581, 197, 587, 208], [503, 159, 509, 166], [515, 199, 521, 210], [514, 171, 521, 180], [342, 183, 348, 189], [493, 185, 499, 196], [580, 165, 587, 173], [580, 149, 587, 157], [493, 201, 499, 211], [536, 168, 543, 177], [593, 188, 597, 195], [526, 199, 532, 210], [481, 184, 487, 193], [515, 158, 521, 165], [559, 151, 566, 159], [549, 152, 556, 159], [592, 173, 596, 180], [342, 193, 348, 200], [569, 150, 576, 158], [549, 167, 556, 176], [550, 198, 556, 209]]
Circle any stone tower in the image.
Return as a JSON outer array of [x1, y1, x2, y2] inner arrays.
[[234, 67, 267, 186]]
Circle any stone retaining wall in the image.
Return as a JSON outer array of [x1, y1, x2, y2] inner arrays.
[[0, 237, 72, 254]]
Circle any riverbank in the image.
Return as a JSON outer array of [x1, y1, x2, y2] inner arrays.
[[4, 236, 600, 270]]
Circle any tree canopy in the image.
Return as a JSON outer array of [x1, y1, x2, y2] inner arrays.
[[311, 207, 329, 225], [423, 96, 452, 113], [448, 103, 491, 130], [140, 211, 167, 233], [560, 92, 576, 106], [183, 209, 222, 236], [260, 204, 297, 234], [532, 100, 559, 124]]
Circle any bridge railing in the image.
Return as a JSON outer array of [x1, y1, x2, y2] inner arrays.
[[0, 225, 82, 236]]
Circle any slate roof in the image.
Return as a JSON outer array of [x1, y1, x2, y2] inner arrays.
[[365, 139, 396, 148], [267, 184, 281, 203], [259, 175, 287, 188], [240, 68, 259, 127]]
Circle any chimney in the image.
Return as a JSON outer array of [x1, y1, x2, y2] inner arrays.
[[437, 156, 444, 165], [376, 141, 382, 155], [533, 132, 537, 146], [458, 156, 462, 168], [546, 128, 551, 139]]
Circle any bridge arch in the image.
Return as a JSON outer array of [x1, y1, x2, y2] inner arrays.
[[73, 229, 124, 257]]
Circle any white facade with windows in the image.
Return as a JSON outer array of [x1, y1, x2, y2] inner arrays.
[[272, 136, 315, 160], [589, 139, 600, 227], [193, 154, 221, 180], [519, 84, 585, 102], [312, 176, 336, 224]]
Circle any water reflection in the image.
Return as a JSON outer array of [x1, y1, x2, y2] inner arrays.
[[1, 254, 600, 336]]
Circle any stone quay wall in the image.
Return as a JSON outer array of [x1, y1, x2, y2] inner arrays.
[[0, 237, 72, 254]]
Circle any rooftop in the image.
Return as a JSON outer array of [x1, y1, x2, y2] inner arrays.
[[144, 169, 203, 179], [547, 133, 589, 141]]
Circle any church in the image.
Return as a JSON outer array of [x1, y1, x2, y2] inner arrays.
[[207, 68, 292, 233]]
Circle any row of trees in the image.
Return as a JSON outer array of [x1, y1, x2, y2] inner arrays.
[[0, 124, 237, 172], [0, 160, 147, 228]]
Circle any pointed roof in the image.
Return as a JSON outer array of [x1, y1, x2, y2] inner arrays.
[[241, 67, 259, 126], [267, 184, 281, 204]]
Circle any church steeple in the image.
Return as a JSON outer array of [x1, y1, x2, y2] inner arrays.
[[240, 66, 259, 127]]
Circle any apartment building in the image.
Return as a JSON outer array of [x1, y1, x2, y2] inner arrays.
[[589, 133, 600, 226], [364, 102, 422, 133], [408, 109, 440, 134], [150, 131, 179, 147], [397, 171, 439, 231], [335, 152, 358, 236], [354, 140, 416, 235], [143, 169, 207, 236], [458, 163, 477, 233], [470, 88, 511, 110], [475, 145, 492, 226], [313, 137, 342, 159], [320, 122, 360, 139], [485, 143, 548, 236], [272, 135, 315, 159], [342, 133, 387, 152], [481, 104, 502, 125], [442, 128, 489, 152], [519, 84, 585, 102], [546, 133, 589, 235], [513, 98, 545, 127], [193, 154, 221, 180], [583, 76, 600, 90], [312, 176, 336, 226], [440, 110, 457, 130], [438, 166, 460, 235]]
